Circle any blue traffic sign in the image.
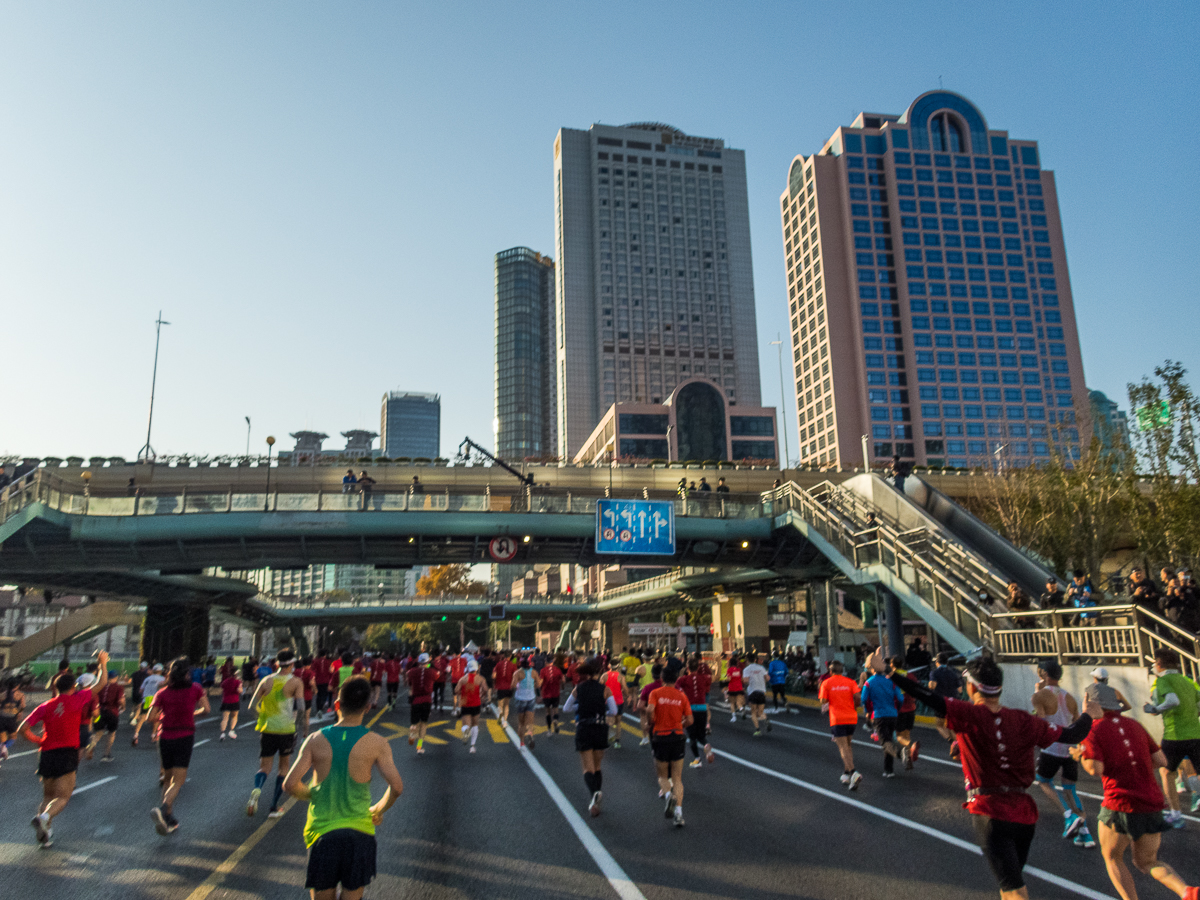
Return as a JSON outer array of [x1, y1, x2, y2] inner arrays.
[[595, 499, 675, 556]]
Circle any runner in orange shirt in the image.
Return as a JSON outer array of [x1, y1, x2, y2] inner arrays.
[[817, 659, 863, 791], [648, 667, 693, 827]]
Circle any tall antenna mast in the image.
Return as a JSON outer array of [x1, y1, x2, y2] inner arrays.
[[137, 311, 171, 462]]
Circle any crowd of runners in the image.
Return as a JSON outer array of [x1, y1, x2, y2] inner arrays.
[[3, 640, 1199, 900]]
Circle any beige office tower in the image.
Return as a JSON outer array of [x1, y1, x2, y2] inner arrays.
[[782, 91, 1088, 470], [553, 123, 762, 459]]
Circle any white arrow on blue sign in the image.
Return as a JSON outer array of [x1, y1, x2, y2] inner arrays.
[[595, 498, 675, 556]]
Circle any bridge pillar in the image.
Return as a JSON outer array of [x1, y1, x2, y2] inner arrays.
[[140, 603, 210, 664], [812, 581, 841, 665], [882, 588, 904, 659], [712, 594, 768, 655], [610, 619, 631, 655]]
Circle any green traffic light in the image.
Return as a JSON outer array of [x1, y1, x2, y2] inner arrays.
[[441, 615, 447, 621], [515, 614, 521, 621]]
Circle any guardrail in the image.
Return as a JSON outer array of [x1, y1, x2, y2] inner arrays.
[[262, 594, 593, 612]]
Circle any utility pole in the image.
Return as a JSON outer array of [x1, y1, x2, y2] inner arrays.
[[245, 416, 252, 457], [137, 311, 171, 462], [768, 334, 791, 467]]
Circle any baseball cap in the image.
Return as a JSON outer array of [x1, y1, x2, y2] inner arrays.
[[152, 663, 164, 672], [418, 653, 430, 664], [139, 661, 149, 669], [1089, 666, 1109, 681], [78, 673, 96, 688], [467, 660, 479, 673], [1086, 681, 1123, 710], [108, 669, 118, 677]]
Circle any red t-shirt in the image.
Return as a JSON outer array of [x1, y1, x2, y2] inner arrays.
[[676, 672, 709, 706], [221, 677, 243, 704], [406, 667, 435, 704], [639, 680, 664, 706], [540, 664, 563, 699], [1081, 711, 1163, 813], [433, 657, 451, 683], [98, 682, 124, 714], [567, 661, 580, 685], [450, 656, 467, 683], [604, 670, 624, 703], [493, 659, 517, 691], [648, 685, 691, 735], [25, 690, 94, 750], [385, 658, 401, 682], [945, 698, 1065, 824], [459, 673, 484, 707], [297, 666, 315, 701], [152, 683, 206, 741], [727, 666, 744, 693], [370, 659, 386, 683], [312, 656, 331, 686]]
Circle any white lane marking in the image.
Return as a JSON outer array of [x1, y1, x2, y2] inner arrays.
[[494, 705, 647, 900], [6, 747, 39, 759], [713, 748, 1115, 900], [75, 776, 118, 794], [193, 739, 211, 748]]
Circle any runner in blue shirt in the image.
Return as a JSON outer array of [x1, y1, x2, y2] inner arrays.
[[861, 658, 905, 778], [767, 654, 789, 710]]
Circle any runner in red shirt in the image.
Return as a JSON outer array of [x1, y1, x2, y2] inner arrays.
[[493, 654, 518, 725], [311, 651, 332, 718], [433, 652, 451, 711], [448, 652, 468, 718], [566, 655, 581, 686], [147, 658, 210, 835], [384, 653, 402, 709], [96, 671, 125, 762], [677, 656, 715, 766], [1075, 691, 1199, 900], [648, 667, 692, 828], [540, 653, 565, 735], [369, 654, 386, 710], [19, 650, 112, 847], [878, 649, 1098, 898], [219, 671, 242, 740], [455, 661, 490, 754], [603, 662, 626, 749], [295, 658, 315, 737], [726, 657, 746, 722], [405, 654, 436, 755]]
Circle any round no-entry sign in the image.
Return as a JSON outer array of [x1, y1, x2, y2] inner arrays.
[[488, 536, 518, 562]]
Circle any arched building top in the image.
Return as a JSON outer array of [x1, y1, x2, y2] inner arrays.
[[900, 91, 990, 154]]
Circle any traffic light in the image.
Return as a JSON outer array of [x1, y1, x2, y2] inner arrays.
[[515, 614, 521, 621], [475, 616, 482, 622], [440, 616, 447, 622]]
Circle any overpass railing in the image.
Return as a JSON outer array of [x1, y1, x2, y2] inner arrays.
[[0, 470, 766, 523], [262, 593, 594, 612]]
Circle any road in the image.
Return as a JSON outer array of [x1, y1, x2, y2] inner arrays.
[[1, 695, 1196, 900]]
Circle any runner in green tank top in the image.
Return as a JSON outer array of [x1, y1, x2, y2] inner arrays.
[[247, 649, 305, 820], [285, 675, 403, 900]]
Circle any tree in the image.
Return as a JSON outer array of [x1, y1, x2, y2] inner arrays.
[[417, 564, 489, 598]]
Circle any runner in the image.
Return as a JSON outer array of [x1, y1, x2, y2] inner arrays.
[[405, 653, 435, 755], [677, 656, 715, 768], [742, 653, 771, 737], [312, 650, 332, 719], [512, 656, 542, 749], [562, 660, 617, 817], [1031, 658, 1094, 847], [637, 664, 664, 747], [889, 656, 922, 771], [1074, 680, 1200, 900], [478, 649, 498, 709], [132, 663, 166, 747], [413, 653, 434, 713], [147, 657, 210, 835], [726, 656, 746, 722], [768, 652, 789, 711], [648, 666, 692, 827], [95, 668, 125, 762], [716, 652, 730, 704], [492, 652, 517, 725], [1143, 648, 1200, 824], [622, 648, 642, 697], [19, 650, 111, 847], [861, 656, 905, 778], [368, 653, 385, 711], [540, 653, 565, 735], [330, 652, 357, 698], [817, 659, 862, 790], [297, 656, 316, 738], [0, 675, 28, 765], [432, 651, 451, 711], [603, 659, 626, 749], [248, 648, 305, 819], [878, 648, 1098, 900], [219, 666, 242, 740], [284, 675, 405, 900], [455, 660, 489, 754], [129, 661, 149, 726], [928, 651, 964, 756]]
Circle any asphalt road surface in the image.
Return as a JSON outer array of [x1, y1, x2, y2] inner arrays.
[[1, 695, 1197, 900]]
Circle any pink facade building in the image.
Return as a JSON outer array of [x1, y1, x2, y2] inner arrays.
[[781, 91, 1088, 469]]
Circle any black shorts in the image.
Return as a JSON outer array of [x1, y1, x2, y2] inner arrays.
[[370, 681, 382, 688], [831, 723, 857, 738], [652, 734, 687, 762], [38, 747, 80, 778], [160, 735, 195, 770], [728, 690, 744, 697], [543, 696, 559, 709], [1161, 738, 1200, 772], [306, 828, 377, 892], [97, 709, 121, 733], [387, 683, 399, 695], [496, 689, 514, 699], [410, 702, 431, 725], [687, 710, 709, 744], [748, 691, 767, 706], [220, 701, 240, 712], [460, 705, 481, 718], [0, 713, 19, 734], [1099, 807, 1170, 839], [718, 680, 729, 688], [259, 731, 296, 759], [79, 724, 91, 747], [575, 722, 609, 753], [972, 815, 1036, 892], [1036, 751, 1079, 782], [897, 711, 916, 732]]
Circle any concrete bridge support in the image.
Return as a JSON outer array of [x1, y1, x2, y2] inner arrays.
[[711, 593, 768, 655], [140, 602, 210, 665]]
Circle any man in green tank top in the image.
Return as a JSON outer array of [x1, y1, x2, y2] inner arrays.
[[248, 648, 306, 820], [285, 675, 403, 900], [1144, 648, 1200, 823]]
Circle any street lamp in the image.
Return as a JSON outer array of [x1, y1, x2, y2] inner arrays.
[[768, 334, 791, 468], [245, 417, 251, 458], [264, 436, 276, 511], [137, 311, 171, 463]]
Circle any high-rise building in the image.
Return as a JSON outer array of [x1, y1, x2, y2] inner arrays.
[[494, 247, 557, 461], [380, 392, 440, 459], [553, 122, 762, 459], [781, 92, 1089, 470]]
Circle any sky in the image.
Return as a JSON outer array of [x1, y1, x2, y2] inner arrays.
[[1, 2, 1197, 461]]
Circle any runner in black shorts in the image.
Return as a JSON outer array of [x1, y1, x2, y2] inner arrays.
[[648, 667, 692, 827], [562, 661, 617, 817]]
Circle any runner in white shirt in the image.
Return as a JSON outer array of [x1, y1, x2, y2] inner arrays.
[[132, 665, 166, 747], [742, 654, 772, 737]]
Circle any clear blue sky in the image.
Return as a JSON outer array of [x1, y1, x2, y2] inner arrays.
[[2, 3, 1196, 459]]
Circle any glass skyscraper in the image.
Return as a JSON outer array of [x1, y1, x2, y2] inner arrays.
[[494, 247, 557, 461], [553, 123, 762, 459], [380, 391, 440, 459], [781, 92, 1088, 470]]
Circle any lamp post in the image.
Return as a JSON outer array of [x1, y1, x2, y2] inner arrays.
[[245, 417, 251, 458], [264, 436, 276, 511], [768, 334, 791, 467], [137, 311, 171, 463]]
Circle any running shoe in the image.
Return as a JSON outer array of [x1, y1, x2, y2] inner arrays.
[[673, 808, 685, 828], [839, 773, 852, 785], [267, 808, 284, 819], [730, 714, 737, 723], [526, 735, 535, 749], [152, 806, 169, 835], [664, 794, 674, 818], [689, 759, 702, 768], [553, 722, 560, 734], [589, 791, 602, 817], [1191, 793, 1200, 814], [468, 746, 476, 754], [1073, 828, 1096, 848], [1182, 887, 1199, 900], [32, 812, 50, 844], [705, 746, 715, 765], [1165, 810, 1185, 829], [882, 772, 896, 779], [1063, 811, 1083, 839], [417, 747, 425, 755], [753, 730, 762, 737], [909, 741, 920, 764], [639, 737, 650, 747], [228, 731, 237, 740], [766, 720, 772, 732], [408, 734, 415, 746], [219, 733, 226, 741], [131, 736, 138, 747], [101, 754, 114, 763], [0, 743, 7, 760], [247, 787, 261, 817], [612, 739, 621, 749], [901, 746, 913, 770], [848, 771, 863, 791]]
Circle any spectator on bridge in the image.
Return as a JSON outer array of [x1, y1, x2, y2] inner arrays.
[[1040, 577, 1067, 611], [0, 465, 9, 490], [888, 455, 909, 494], [342, 470, 357, 493], [716, 477, 730, 494], [409, 475, 424, 494], [697, 477, 712, 493], [1006, 581, 1034, 627], [125, 477, 137, 496], [358, 471, 378, 510], [1129, 567, 1160, 612], [1067, 569, 1099, 624], [1177, 569, 1200, 632]]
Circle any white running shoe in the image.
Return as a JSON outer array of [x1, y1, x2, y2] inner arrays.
[[32, 812, 50, 844], [730, 714, 737, 723], [639, 737, 649, 746], [840, 773, 852, 784], [589, 791, 602, 817], [152, 806, 169, 835], [673, 808, 685, 828], [689, 758, 702, 768], [228, 731, 237, 740], [848, 771, 863, 791], [468, 746, 476, 754], [247, 787, 261, 817], [219, 732, 225, 741]]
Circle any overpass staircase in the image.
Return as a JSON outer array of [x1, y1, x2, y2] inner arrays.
[[1, 600, 142, 669]]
